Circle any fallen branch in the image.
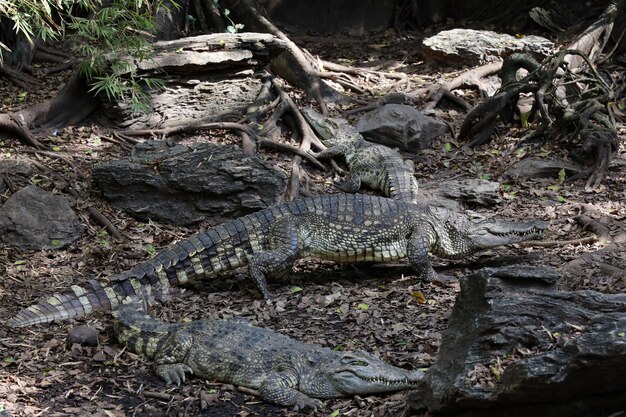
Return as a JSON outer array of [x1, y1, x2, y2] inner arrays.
[[520, 236, 597, 247]]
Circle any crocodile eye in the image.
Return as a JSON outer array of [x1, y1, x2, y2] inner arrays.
[[340, 356, 369, 366]]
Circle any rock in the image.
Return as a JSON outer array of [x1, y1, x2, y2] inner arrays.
[[422, 29, 555, 66], [506, 157, 583, 179], [67, 325, 100, 347], [418, 179, 501, 209], [92, 141, 287, 226], [0, 159, 34, 194], [0, 185, 83, 250], [355, 104, 449, 152], [102, 33, 286, 130], [408, 265, 626, 417]]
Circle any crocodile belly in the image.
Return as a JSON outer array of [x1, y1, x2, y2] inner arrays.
[[302, 222, 408, 263]]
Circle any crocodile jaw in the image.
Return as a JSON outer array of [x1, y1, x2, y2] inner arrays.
[[476, 220, 547, 247], [437, 220, 547, 259], [427, 207, 547, 259], [302, 351, 424, 397], [329, 367, 424, 395]]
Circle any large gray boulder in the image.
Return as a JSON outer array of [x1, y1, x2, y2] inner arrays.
[[422, 29, 555, 66], [92, 141, 287, 226], [0, 185, 83, 249], [356, 104, 449, 152]]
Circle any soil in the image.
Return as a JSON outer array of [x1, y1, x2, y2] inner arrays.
[[1, 29, 625, 417]]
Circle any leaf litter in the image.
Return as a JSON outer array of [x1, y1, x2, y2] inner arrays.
[[0, 27, 625, 417]]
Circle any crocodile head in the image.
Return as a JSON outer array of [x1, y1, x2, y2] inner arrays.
[[302, 108, 358, 146], [427, 207, 547, 259], [300, 350, 424, 398]]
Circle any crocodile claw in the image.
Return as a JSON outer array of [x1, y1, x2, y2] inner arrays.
[[156, 363, 193, 385], [295, 397, 324, 411]]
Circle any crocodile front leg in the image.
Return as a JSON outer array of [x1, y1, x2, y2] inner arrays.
[[154, 331, 194, 385], [247, 220, 301, 299], [260, 371, 324, 410], [310, 143, 349, 160], [407, 233, 439, 281], [334, 173, 362, 193]]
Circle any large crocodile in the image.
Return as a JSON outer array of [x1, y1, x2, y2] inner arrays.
[[113, 300, 424, 409], [303, 108, 420, 201], [7, 193, 546, 327]]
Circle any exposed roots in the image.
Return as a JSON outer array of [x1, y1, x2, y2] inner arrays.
[[458, 49, 620, 189], [112, 78, 331, 199]]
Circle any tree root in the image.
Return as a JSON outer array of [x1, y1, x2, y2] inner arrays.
[[0, 71, 99, 148], [0, 113, 46, 148], [0, 65, 37, 89], [221, 0, 342, 108], [344, 93, 415, 116], [458, 49, 619, 188], [420, 61, 503, 110], [337, 60, 501, 116]]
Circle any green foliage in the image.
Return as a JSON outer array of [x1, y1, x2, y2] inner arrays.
[[212, 0, 244, 33], [1, 0, 174, 113], [557, 168, 566, 184], [144, 244, 156, 255], [70, 0, 173, 113]]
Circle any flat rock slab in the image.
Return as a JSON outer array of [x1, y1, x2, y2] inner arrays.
[[418, 179, 501, 210], [422, 29, 555, 66], [408, 265, 626, 417], [0, 185, 83, 250], [92, 141, 287, 226], [356, 104, 449, 152], [102, 33, 287, 130]]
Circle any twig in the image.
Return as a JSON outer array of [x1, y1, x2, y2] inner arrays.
[[21, 149, 88, 179], [112, 131, 141, 145], [86, 207, 123, 240], [320, 59, 408, 80], [142, 390, 184, 401], [67, 188, 123, 240], [101, 134, 132, 151], [237, 386, 261, 397]]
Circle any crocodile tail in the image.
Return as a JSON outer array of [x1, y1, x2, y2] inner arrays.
[[6, 236, 210, 327]]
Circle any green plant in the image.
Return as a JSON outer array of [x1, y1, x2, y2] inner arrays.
[[69, 0, 173, 113], [1, 0, 175, 113], [212, 0, 244, 33]]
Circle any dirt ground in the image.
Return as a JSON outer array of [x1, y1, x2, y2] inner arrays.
[[1, 29, 625, 417]]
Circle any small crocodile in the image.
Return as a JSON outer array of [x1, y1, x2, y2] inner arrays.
[[8, 194, 546, 327], [113, 300, 424, 409], [303, 108, 420, 201]]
